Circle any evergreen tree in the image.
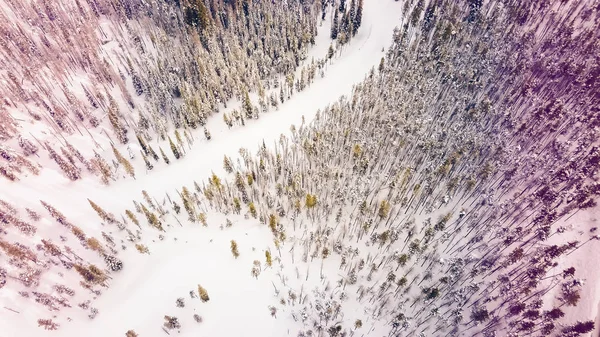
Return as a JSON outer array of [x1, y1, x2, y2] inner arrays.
[[265, 250, 272, 267], [88, 199, 117, 224], [331, 9, 339, 40], [353, 0, 363, 36], [160, 147, 170, 164], [111, 144, 135, 178], [136, 134, 149, 156], [230, 240, 240, 258], [197, 284, 210, 302], [141, 151, 153, 170], [147, 143, 159, 161], [327, 44, 335, 61], [125, 209, 140, 228], [169, 136, 181, 159], [243, 89, 253, 120], [223, 155, 234, 173]]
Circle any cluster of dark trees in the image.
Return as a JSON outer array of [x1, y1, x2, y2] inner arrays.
[[329, 0, 364, 44]]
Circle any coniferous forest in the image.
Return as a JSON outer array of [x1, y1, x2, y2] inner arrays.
[[1, 0, 599, 336]]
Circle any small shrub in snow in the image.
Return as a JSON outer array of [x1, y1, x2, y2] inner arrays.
[[125, 330, 138, 337], [175, 297, 185, 308], [89, 307, 99, 320], [163, 315, 181, 330], [193, 314, 203, 323], [38, 319, 59, 330]]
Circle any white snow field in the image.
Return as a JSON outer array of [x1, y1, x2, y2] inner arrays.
[[0, 1, 406, 336]]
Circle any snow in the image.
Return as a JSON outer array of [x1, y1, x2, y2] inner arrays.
[[0, 1, 404, 336]]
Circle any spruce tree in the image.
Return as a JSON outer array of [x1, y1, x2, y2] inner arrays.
[[147, 143, 159, 161], [136, 134, 149, 156], [197, 284, 210, 302], [111, 144, 135, 178], [169, 136, 181, 159], [230, 240, 240, 258], [223, 155, 234, 173], [160, 147, 170, 164], [331, 9, 339, 40], [88, 199, 116, 224], [243, 89, 253, 120], [141, 151, 153, 170], [353, 0, 363, 35]]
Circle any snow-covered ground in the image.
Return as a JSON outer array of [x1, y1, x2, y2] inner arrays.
[[0, 1, 405, 336]]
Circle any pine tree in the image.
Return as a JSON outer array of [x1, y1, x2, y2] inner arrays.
[[197, 284, 210, 302], [305, 194, 317, 208], [88, 199, 117, 224], [181, 187, 196, 221], [160, 147, 170, 164], [204, 127, 211, 140], [230, 240, 240, 258], [141, 204, 164, 231], [112, 144, 135, 178], [243, 89, 253, 119], [141, 151, 153, 170], [331, 9, 339, 40], [379, 57, 385, 72], [327, 44, 335, 61], [137, 134, 149, 156], [249, 202, 257, 218], [47, 146, 81, 181], [86, 237, 105, 253], [265, 250, 272, 267], [349, 0, 357, 28], [175, 129, 184, 149], [147, 143, 159, 161], [233, 198, 241, 214], [169, 136, 181, 159], [125, 210, 140, 228], [108, 112, 127, 144], [353, 0, 363, 35], [223, 155, 234, 173], [378, 200, 390, 219]]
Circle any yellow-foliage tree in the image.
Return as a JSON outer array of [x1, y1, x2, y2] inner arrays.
[[112, 144, 135, 178], [378, 200, 390, 219], [248, 202, 257, 218], [125, 209, 140, 228], [135, 244, 150, 254], [230, 240, 240, 258], [197, 284, 210, 302], [88, 199, 116, 224], [305, 194, 317, 208], [265, 250, 273, 267], [86, 237, 104, 253]]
